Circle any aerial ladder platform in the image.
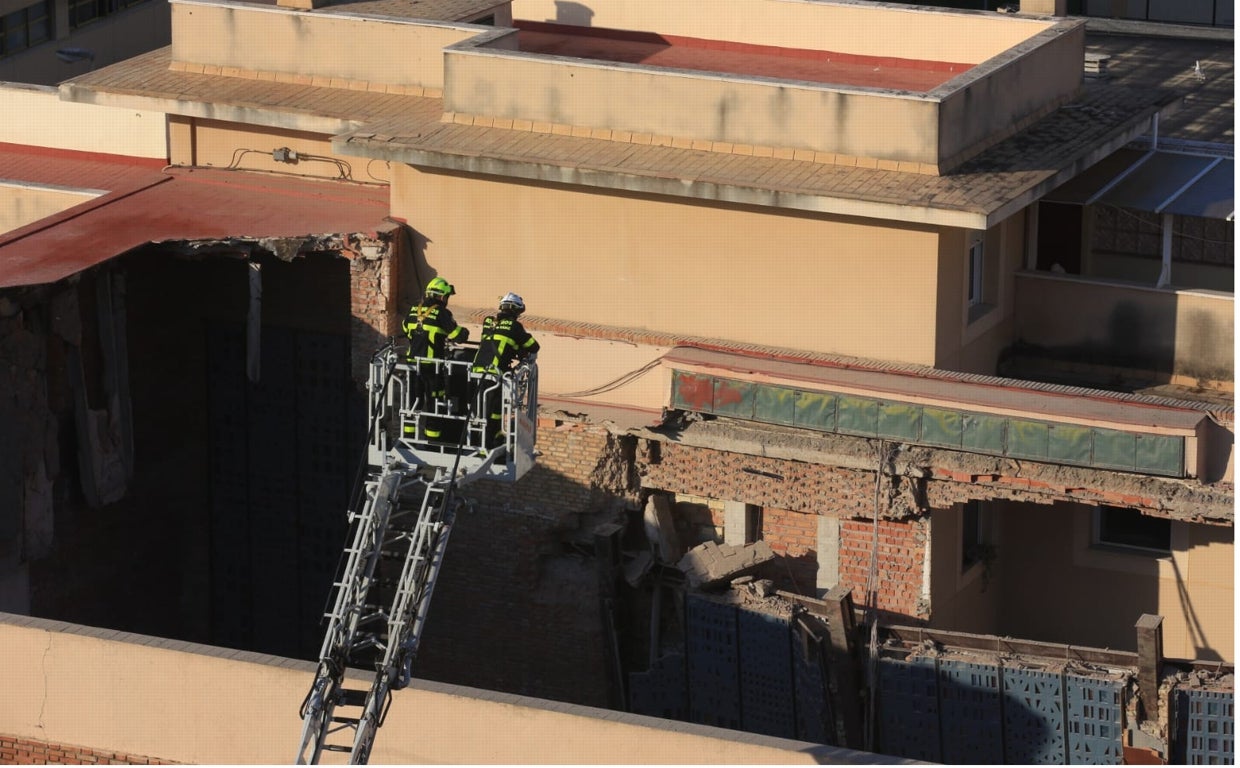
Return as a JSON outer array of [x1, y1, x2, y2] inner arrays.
[[295, 344, 538, 764]]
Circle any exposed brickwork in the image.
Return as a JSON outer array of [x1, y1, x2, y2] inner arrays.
[[347, 233, 399, 386], [838, 517, 928, 621], [640, 439, 883, 518], [760, 506, 820, 594], [0, 736, 174, 765], [418, 418, 633, 707], [641, 439, 929, 619]]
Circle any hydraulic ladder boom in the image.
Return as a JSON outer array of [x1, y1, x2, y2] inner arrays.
[[296, 345, 537, 764]]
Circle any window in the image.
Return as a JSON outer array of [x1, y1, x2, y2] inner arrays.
[[961, 500, 987, 569], [967, 240, 984, 308], [1093, 505, 1171, 554], [0, 0, 51, 58], [68, 0, 149, 30]]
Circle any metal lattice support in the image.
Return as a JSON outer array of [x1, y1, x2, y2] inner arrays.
[[738, 610, 796, 739], [1177, 688, 1235, 765], [793, 631, 831, 745], [296, 334, 351, 659], [206, 326, 252, 650], [1065, 674, 1124, 764], [938, 659, 1004, 765], [686, 596, 741, 730], [876, 655, 941, 762], [1002, 667, 1066, 764], [628, 652, 688, 722]]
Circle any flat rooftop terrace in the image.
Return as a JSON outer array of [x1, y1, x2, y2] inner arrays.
[[512, 21, 970, 92]]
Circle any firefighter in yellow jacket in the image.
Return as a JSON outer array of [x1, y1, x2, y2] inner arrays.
[[402, 276, 468, 361], [403, 277, 468, 442], [471, 293, 539, 448]]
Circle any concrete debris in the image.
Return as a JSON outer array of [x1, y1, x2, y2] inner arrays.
[[643, 494, 682, 563], [623, 550, 653, 586], [753, 579, 775, 597], [677, 539, 775, 589]]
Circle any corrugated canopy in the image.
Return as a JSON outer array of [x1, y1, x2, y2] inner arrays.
[[1043, 148, 1234, 220]]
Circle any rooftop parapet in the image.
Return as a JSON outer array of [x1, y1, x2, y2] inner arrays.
[[168, 0, 492, 92], [443, 0, 1086, 174]]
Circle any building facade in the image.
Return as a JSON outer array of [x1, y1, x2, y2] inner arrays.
[[0, 0, 1232, 761]]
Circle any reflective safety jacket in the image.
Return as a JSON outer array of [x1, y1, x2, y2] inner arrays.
[[471, 313, 539, 374], [403, 301, 467, 360]]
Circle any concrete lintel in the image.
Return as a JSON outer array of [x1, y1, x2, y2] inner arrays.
[[335, 137, 991, 229], [60, 83, 360, 137]]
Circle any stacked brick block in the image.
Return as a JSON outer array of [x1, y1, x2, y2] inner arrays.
[[0, 736, 173, 765]]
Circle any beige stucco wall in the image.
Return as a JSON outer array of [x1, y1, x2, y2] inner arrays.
[[509, 0, 1052, 64], [938, 212, 1025, 374], [443, 44, 943, 165], [997, 502, 1234, 662], [165, 116, 374, 182], [394, 164, 943, 366], [0, 182, 100, 236], [170, 0, 485, 89], [935, 21, 1083, 168], [0, 82, 166, 158], [471, 325, 671, 414], [1013, 273, 1235, 386], [0, 615, 863, 764]]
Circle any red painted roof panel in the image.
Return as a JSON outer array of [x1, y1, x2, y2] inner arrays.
[[0, 144, 390, 289]]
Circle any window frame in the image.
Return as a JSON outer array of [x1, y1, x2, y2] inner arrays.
[[1092, 505, 1172, 556], [967, 239, 985, 308], [960, 499, 994, 573], [0, 0, 52, 58]]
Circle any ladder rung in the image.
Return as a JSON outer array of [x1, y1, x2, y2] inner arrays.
[[330, 716, 362, 726], [337, 688, 369, 707]]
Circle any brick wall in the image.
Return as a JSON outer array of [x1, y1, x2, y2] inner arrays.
[[641, 439, 884, 517], [417, 418, 633, 707], [641, 439, 930, 621], [0, 736, 173, 765], [761, 506, 820, 593], [838, 517, 928, 620], [347, 231, 399, 386]]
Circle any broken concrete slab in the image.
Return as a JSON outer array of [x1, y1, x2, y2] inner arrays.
[[677, 539, 775, 589], [623, 550, 653, 586], [643, 494, 682, 563]]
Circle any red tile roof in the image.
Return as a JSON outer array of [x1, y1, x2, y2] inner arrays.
[[0, 143, 389, 288]]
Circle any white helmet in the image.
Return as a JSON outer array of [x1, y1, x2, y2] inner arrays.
[[499, 292, 525, 315]]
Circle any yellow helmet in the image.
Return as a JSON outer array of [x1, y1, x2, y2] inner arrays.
[[425, 277, 454, 298]]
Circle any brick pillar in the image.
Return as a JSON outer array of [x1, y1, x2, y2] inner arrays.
[[347, 227, 401, 386], [1135, 614, 1164, 722]]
